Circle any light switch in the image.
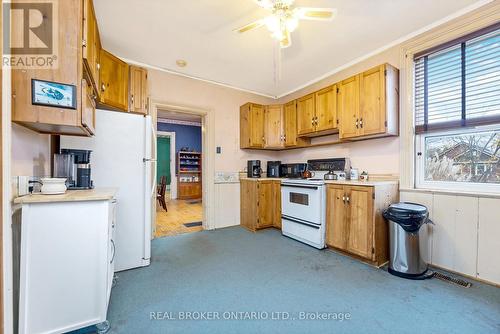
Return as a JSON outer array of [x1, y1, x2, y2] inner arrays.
[[216, 146, 222, 154]]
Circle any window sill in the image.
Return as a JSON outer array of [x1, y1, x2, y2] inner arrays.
[[400, 187, 500, 199]]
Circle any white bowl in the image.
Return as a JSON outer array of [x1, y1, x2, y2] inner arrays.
[[40, 178, 67, 195]]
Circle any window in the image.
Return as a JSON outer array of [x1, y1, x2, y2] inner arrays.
[[414, 24, 500, 192]]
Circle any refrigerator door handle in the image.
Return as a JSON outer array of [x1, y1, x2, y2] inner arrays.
[[143, 158, 157, 162]]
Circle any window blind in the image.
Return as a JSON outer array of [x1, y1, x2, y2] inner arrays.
[[414, 24, 500, 134]]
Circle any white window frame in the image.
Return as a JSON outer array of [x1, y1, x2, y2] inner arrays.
[[415, 124, 500, 193]]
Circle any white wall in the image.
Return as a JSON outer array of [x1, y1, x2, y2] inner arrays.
[[11, 124, 51, 180], [401, 190, 500, 285]]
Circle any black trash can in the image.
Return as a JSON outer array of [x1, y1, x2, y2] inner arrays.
[[383, 202, 434, 280]]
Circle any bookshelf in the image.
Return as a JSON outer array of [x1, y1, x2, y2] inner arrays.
[[177, 151, 202, 200]]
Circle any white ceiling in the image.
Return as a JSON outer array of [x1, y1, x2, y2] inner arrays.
[[94, 0, 487, 98]]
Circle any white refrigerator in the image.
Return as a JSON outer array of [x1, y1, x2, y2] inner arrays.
[[61, 109, 155, 271]]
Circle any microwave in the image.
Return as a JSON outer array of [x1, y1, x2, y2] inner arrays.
[[280, 163, 307, 179]]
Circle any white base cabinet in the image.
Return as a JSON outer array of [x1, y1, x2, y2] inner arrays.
[[18, 198, 116, 334]]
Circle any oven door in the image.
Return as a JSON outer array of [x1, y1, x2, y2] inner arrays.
[[281, 183, 323, 224]]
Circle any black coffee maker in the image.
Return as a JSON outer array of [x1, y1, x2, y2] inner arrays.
[[247, 160, 262, 178], [54, 149, 94, 189], [267, 161, 281, 178]]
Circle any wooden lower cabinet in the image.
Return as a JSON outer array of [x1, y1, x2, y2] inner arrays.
[[326, 183, 398, 266], [240, 179, 281, 231], [178, 181, 202, 200]]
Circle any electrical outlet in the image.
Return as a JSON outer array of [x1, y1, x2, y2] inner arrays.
[[216, 146, 222, 154], [17, 176, 30, 196]]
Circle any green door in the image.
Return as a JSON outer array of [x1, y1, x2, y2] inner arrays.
[[157, 137, 171, 185]]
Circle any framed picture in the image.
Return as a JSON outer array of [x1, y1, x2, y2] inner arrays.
[[32, 79, 77, 110]]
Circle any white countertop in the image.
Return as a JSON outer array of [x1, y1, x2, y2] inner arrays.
[[14, 188, 118, 204]]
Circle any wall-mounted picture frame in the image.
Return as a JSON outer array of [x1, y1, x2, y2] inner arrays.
[[32, 79, 77, 110]]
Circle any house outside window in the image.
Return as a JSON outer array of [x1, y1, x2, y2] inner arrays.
[[414, 24, 500, 193]]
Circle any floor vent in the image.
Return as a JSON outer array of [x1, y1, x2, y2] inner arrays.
[[434, 271, 472, 288]]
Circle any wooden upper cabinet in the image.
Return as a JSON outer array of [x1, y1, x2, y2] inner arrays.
[[129, 66, 148, 114], [297, 93, 316, 135], [315, 85, 337, 133], [360, 65, 386, 136], [81, 78, 96, 136], [240, 103, 264, 148], [284, 100, 310, 148], [338, 75, 360, 139], [98, 49, 129, 111], [264, 104, 284, 149], [82, 0, 100, 94], [12, 0, 92, 136], [326, 185, 348, 250], [339, 64, 399, 140], [345, 186, 374, 259]]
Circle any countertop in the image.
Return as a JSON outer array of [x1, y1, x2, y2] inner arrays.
[[240, 177, 398, 186], [239, 177, 282, 181], [14, 188, 118, 204], [324, 180, 399, 186]]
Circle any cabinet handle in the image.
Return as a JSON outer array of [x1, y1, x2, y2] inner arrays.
[[82, 39, 87, 47], [311, 118, 315, 126], [355, 119, 359, 129], [342, 195, 346, 204], [110, 239, 116, 264], [101, 83, 106, 92], [359, 118, 363, 128], [346, 196, 350, 204], [97, 63, 100, 71], [131, 95, 134, 104]]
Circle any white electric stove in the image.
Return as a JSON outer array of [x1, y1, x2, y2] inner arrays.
[[280, 158, 350, 249]]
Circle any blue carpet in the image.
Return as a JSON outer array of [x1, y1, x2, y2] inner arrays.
[[98, 227, 499, 334]]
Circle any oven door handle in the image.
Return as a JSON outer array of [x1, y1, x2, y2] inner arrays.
[[281, 184, 319, 190], [282, 215, 321, 229]]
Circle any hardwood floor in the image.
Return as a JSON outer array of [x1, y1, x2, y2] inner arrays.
[[154, 198, 203, 238]]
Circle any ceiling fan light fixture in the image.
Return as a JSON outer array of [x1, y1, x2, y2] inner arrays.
[[285, 17, 298, 32]]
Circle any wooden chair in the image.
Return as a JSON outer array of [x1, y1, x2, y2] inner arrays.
[[157, 176, 167, 212]]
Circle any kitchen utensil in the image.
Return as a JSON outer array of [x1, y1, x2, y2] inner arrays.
[[324, 170, 338, 180], [302, 170, 315, 179]]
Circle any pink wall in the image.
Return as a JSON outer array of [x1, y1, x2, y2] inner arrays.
[[276, 45, 401, 175], [148, 70, 278, 172]]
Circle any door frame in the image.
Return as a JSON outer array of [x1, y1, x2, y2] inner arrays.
[[150, 100, 215, 231], [157, 131, 176, 199]]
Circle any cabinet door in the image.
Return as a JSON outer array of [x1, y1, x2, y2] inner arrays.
[[81, 79, 96, 135], [284, 101, 298, 146], [264, 104, 284, 148], [249, 104, 265, 148], [338, 75, 360, 139], [272, 181, 282, 229], [82, 0, 99, 92], [360, 65, 386, 136], [99, 49, 130, 111], [346, 186, 374, 259], [296, 93, 316, 135], [326, 185, 348, 249], [240, 180, 257, 230], [315, 85, 337, 132], [257, 181, 276, 229], [129, 66, 148, 114]]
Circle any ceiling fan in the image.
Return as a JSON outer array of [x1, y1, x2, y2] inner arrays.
[[235, 0, 337, 48]]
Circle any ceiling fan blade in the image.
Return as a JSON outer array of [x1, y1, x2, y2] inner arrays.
[[234, 19, 265, 33], [280, 30, 292, 48], [295, 8, 337, 21], [254, 0, 273, 9]]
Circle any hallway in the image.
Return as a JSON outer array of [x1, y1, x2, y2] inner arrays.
[[155, 198, 203, 238]]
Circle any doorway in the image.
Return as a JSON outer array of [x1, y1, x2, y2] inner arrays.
[[154, 109, 204, 238]]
